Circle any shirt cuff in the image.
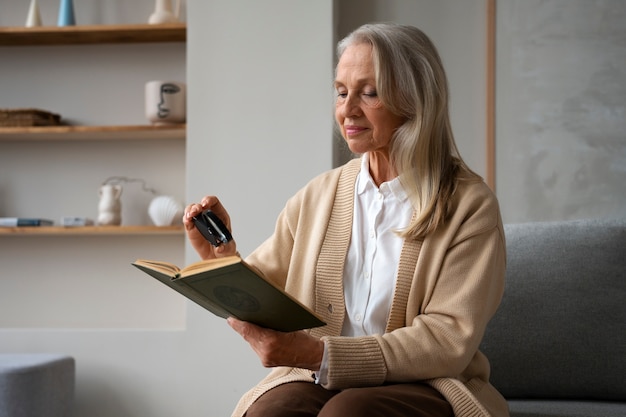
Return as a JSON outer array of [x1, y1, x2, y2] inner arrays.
[[313, 340, 329, 385]]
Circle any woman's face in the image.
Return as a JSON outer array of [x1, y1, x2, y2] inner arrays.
[[334, 43, 404, 156]]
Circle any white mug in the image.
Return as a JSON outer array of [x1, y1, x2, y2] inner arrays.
[[145, 80, 186, 124]]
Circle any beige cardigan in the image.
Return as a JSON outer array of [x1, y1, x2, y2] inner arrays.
[[232, 158, 509, 417]]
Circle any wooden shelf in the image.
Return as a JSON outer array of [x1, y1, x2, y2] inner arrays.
[[0, 23, 186, 46], [0, 225, 184, 236], [0, 124, 185, 141]]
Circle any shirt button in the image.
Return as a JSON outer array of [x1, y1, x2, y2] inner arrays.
[[355, 314, 362, 322], [364, 271, 370, 280]]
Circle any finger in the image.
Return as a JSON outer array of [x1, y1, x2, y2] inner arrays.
[[184, 195, 220, 219], [227, 317, 246, 335], [184, 203, 203, 218], [183, 204, 203, 227], [200, 195, 220, 210]]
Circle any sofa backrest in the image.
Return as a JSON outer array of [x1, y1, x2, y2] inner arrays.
[[480, 219, 626, 401]]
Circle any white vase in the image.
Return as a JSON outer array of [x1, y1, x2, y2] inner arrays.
[[148, 196, 183, 226], [148, 0, 178, 24], [25, 0, 42, 27], [97, 185, 122, 226]]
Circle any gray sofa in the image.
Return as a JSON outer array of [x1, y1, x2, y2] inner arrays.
[[480, 219, 625, 417], [0, 353, 74, 417]]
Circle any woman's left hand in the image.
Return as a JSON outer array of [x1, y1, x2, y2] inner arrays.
[[227, 317, 324, 371]]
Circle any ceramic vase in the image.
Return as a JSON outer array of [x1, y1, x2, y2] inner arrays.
[[25, 0, 42, 27], [97, 184, 122, 226], [57, 0, 76, 26], [148, 0, 178, 24], [148, 195, 183, 226]]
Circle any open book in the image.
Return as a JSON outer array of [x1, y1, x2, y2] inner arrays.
[[132, 255, 326, 332]]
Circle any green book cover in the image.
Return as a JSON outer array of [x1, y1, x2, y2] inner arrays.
[[132, 256, 326, 332]]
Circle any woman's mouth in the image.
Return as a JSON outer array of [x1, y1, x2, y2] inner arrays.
[[345, 125, 367, 136]]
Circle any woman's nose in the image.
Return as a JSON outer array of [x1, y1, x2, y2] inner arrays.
[[340, 93, 361, 118]]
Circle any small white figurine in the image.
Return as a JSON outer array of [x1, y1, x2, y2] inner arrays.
[[97, 184, 122, 226]]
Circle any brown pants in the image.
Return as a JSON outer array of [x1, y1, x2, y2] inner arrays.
[[244, 381, 453, 417]]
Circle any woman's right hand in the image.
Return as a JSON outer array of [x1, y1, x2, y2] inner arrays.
[[183, 195, 237, 260]]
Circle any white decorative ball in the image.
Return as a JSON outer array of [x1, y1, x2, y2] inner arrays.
[[148, 195, 183, 226]]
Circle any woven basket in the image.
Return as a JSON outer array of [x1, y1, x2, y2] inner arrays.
[[0, 108, 62, 127]]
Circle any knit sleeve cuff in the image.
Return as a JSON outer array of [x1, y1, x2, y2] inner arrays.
[[320, 335, 387, 390]]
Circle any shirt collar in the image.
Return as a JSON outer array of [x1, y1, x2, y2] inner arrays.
[[356, 154, 408, 202]]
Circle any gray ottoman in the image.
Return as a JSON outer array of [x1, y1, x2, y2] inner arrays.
[[0, 354, 74, 417]]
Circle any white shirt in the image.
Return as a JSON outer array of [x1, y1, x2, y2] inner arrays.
[[316, 155, 413, 382]]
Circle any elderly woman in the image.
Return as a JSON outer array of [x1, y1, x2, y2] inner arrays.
[[184, 23, 508, 417]]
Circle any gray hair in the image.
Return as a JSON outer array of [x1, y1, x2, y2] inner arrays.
[[337, 23, 478, 237]]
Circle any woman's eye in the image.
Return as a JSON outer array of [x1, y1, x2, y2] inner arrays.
[[336, 91, 347, 99], [362, 90, 381, 107]]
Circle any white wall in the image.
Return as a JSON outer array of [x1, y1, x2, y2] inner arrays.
[[187, 1, 336, 256]]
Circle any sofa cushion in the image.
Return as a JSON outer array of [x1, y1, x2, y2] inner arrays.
[[508, 399, 626, 417], [480, 219, 626, 401]]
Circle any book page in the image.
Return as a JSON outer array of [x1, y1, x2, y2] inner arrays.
[[180, 255, 242, 276], [134, 260, 181, 276]]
